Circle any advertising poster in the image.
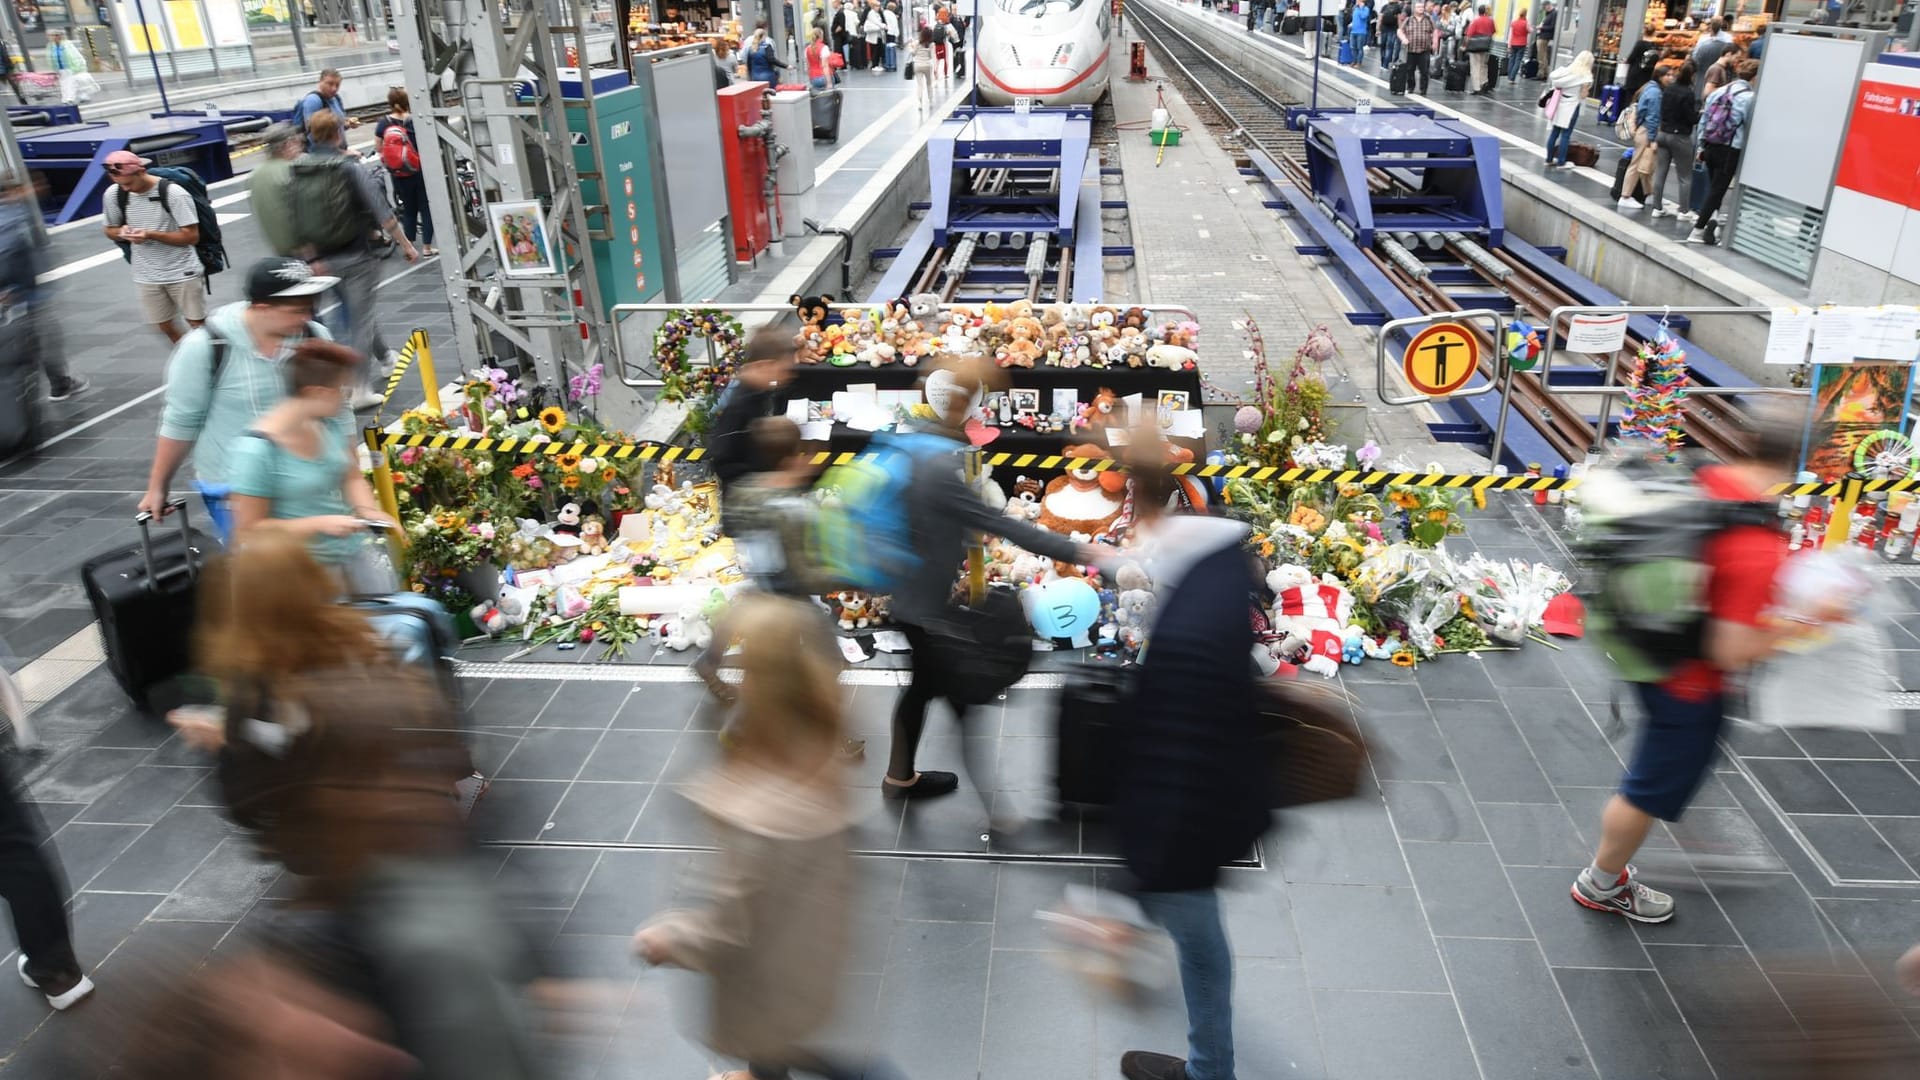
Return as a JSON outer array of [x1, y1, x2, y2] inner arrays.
[[1833, 78, 1920, 212], [206, 0, 251, 45], [163, 0, 207, 48], [117, 0, 166, 52], [1805, 362, 1913, 480]]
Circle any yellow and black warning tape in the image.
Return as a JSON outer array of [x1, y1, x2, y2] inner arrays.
[[367, 430, 1894, 497], [376, 329, 430, 416]]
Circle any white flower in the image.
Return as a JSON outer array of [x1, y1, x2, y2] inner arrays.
[[490, 409, 508, 424], [474, 460, 494, 476], [1325, 521, 1350, 541], [1298, 417, 1309, 430], [580, 457, 601, 473]]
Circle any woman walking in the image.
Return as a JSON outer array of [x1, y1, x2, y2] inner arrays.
[[912, 26, 937, 110], [1543, 49, 1592, 167], [1648, 60, 1700, 220], [1618, 65, 1665, 210], [374, 88, 436, 258], [805, 27, 836, 88]]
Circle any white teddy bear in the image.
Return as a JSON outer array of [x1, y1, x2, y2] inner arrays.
[[1267, 564, 1354, 678], [1114, 588, 1156, 649]]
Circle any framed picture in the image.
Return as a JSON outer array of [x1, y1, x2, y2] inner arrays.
[[489, 200, 557, 278], [1157, 389, 1190, 413], [1051, 388, 1079, 419], [1009, 387, 1041, 415], [1805, 362, 1914, 480]]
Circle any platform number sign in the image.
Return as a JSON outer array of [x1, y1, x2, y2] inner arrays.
[[1403, 322, 1479, 398], [1014, 95, 1034, 116]]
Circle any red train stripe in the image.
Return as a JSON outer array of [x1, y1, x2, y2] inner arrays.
[[977, 47, 1109, 96]]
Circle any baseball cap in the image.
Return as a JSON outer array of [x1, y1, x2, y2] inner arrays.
[[102, 150, 152, 174], [1542, 593, 1586, 639], [246, 256, 340, 303], [262, 120, 304, 148]]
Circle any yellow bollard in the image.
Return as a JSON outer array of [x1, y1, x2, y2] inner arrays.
[[364, 428, 408, 553], [963, 447, 986, 604], [1823, 476, 1864, 551], [414, 330, 443, 416]]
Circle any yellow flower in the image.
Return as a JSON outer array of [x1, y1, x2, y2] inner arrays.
[[539, 406, 568, 433], [1389, 490, 1420, 510], [562, 473, 582, 489], [1338, 484, 1363, 498], [1259, 541, 1276, 558], [1426, 508, 1449, 523], [1288, 505, 1327, 532], [1391, 650, 1417, 668], [411, 582, 426, 593], [557, 452, 582, 471], [601, 466, 619, 483]]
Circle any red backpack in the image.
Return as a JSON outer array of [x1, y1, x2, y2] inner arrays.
[[379, 123, 421, 176]]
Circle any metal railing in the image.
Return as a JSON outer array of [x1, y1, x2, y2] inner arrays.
[[1372, 309, 1509, 407]]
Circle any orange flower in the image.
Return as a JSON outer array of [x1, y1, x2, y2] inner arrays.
[[1391, 650, 1417, 667], [1426, 508, 1449, 523], [562, 473, 582, 489], [511, 463, 536, 480], [601, 466, 619, 483]]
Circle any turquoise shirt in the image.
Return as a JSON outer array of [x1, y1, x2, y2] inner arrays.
[[227, 427, 359, 564], [157, 302, 345, 484]]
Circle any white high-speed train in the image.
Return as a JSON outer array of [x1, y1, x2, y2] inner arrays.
[[973, 0, 1113, 107]]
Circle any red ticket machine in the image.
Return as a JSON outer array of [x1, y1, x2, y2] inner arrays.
[[717, 82, 772, 264]]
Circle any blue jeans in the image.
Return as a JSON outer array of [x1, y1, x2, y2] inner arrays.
[[1380, 35, 1400, 69], [1505, 46, 1528, 79], [1137, 890, 1235, 1080], [809, 74, 828, 89], [1349, 32, 1367, 61], [1544, 106, 1578, 164]]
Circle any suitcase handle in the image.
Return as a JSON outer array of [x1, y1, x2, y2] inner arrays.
[[133, 496, 198, 591]]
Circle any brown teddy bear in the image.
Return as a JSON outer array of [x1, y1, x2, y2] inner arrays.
[[790, 293, 835, 329], [1037, 444, 1127, 537]]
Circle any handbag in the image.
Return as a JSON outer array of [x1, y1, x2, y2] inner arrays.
[[904, 56, 915, 78], [923, 587, 1033, 707], [1255, 681, 1366, 808], [828, 50, 845, 69], [1567, 143, 1599, 167], [1464, 33, 1492, 52], [1539, 86, 1558, 110]]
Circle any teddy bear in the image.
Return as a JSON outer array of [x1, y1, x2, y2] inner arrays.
[[1267, 564, 1354, 678], [881, 299, 917, 343], [1037, 444, 1126, 538], [794, 326, 826, 365], [1005, 474, 1042, 521], [1102, 343, 1129, 369], [858, 340, 897, 367], [1078, 387, 1120, 437], [1114, 587, 1156, 650], [1087, 306, 1118, 349], [896, 331, 935, 367], [822, 323, 856, 366], [943, 307, 983, 354], [578, 516, 608, 555], [908, 292, 942, 323], [790, 293, 835, 329], [1117, 325, 1149, 366], [1120, 306, 1150, 334], [1146, 342, 1200, 371], [1000, 318, 1042, 368]]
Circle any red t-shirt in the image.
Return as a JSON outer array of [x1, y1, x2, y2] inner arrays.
[[1662, 466, 1787, 701], [1466, 15, 1497, 37]]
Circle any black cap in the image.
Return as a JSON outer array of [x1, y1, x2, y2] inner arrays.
[[246, 256, 339, 303]]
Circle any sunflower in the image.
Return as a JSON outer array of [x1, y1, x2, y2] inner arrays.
[[1426, 508, 1450, 523], [601, 466, 619, 483], [538, 406, 568, 433], [1389, 490, 1420, 510], [556, 452, 582, 471], [1391, 649, 1418, 668], [562, 473, 583, 490]]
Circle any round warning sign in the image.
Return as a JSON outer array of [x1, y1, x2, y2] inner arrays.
[[1403, 323, 1480, 397]]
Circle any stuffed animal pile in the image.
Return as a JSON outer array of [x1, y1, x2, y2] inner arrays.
[[791, 297, 1202, 372]]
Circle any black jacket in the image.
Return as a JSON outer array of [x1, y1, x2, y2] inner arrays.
[[1115, 520, 1272, 894], [1660, 81, 1700, 134], [707, 381, 786, 497]]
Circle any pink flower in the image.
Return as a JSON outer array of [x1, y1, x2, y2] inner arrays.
[[1365, 521, 1384, 542], [527, 476, 544, 489], [398, 448, 421, 466]]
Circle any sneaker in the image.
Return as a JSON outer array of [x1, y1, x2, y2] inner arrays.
[[882, 769, 959, 800], [1650, 207, 1669, 218], [17, 955, 93, 1011], [1677, 210, 1699, 222], [453, 771, 490, 819], [45, 376, 90, 402], [1120, 1050, 1189, 1080], [1571, 866, 1675, 923], [1617, 197, 1642, 210], [348, 386, 387, 411], [1684, 228, 1710, 244]]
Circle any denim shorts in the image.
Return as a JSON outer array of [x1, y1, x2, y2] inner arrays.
[[1619, 681, 1725, 821]]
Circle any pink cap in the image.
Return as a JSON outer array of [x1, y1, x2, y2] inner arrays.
[[102, 150, 152, 171]]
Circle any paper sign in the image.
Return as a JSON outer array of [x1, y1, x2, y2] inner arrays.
[[1164, 409, 1206, 438], [837, 636, 869, 664], [1764, 308, 1814, 366], [1855, 307, 1920, 363], [848, 383, 878, 400], [784, 399, 809, 422], [1811, 307, 1865, 366], [800, 421, 833, 441], [1123, 392, 1143, 427], [871, 630, 912, 653], [1564, 312, 1629, 354]]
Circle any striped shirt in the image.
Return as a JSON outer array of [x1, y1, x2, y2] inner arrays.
[[102, 180, 202, 285], [1401, 10, 1436, 50]]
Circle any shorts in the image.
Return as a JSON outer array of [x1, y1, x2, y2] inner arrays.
[[137, 277, 207, 324], [1618, 680, 1725, 821]]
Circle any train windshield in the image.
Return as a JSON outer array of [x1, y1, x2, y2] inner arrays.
[[996, 0, 1087, 14]]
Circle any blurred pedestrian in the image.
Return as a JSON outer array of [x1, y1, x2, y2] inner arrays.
[[636, 594, 899, 1080], [1533, 1, 1556, 78], [46, 30, 89, 104], [101, 149, 206, 344], [745, 23, 788, 82], [138, 256, 338, 520], [881, 361, 1104, 810], [0, 758, 94, 1010], [226, 340, 398, 593], [1503, 5, 1529, 82], [248, 122, 308, 258], [1112, 475, 1270, 1080], [862, 0, 887, 74], [911, 26, 936, 109], [708, 327, 797, 537], [374, 87, 437, 258], [1, 172, 88, 402], [805, 27, 835, 88], [0, 39, 22, 104], [1572, 414, 1812, 923]]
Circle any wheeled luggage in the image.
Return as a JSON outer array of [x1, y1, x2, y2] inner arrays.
[[1055, 664, 1134, 808], [348, 590, 459, 698], [883, 41, 897, 71], [1596, 84, 1623, 124], [1609, 149, 1643, 203], [811, 87, 843, 142], [1444, 59, 1469, 92], [82, 498, 214, 711], [1389, 61, 1410, 95], [1523, 54, 1539, 79], [1280, 13, 1300, 32], [1338, 37, 1354, 65]]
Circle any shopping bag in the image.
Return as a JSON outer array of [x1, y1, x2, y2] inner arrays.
[[1745, 619, 1899, 736], [71, 70, 99, 103]]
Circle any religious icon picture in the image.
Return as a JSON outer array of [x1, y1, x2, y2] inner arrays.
[[488, 200, 556, 278]]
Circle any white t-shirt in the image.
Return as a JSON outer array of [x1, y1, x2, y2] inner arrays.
[[103, 180, 202, 285]]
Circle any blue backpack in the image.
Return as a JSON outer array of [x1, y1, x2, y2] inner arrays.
[[808, 430, 955, 592]]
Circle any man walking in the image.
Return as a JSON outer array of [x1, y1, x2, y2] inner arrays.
[[1399, 0, 1440, 94], [1571, 413, 1805, 923], [290, 68, 359, 150], [246, 122, 306, 258], [295, 109, 418, 409], [1534, 1, 1556, 79], [1378, 0, 1404, 70], [101, 150, 205, 345], [1114, 502, 1271, 1080], [1, 173, 88, 402]]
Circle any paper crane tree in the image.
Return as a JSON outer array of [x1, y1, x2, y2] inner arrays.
[[1619, 332, 1690, 461]]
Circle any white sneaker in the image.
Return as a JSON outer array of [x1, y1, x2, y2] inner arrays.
[[349, 386, 388, 411], [1677, 210, 1698, 222], [1650, 207, 1668, 218], [1617, 197, 1642, 209], [1684, 228, 1709, 244], [18, 955, 94, 1011]]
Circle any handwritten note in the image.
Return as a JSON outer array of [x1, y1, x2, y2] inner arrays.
[[1763, 308, 1813, 366]]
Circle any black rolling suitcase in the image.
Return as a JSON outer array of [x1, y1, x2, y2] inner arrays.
[[1609, 149, 1642, 202], [1055, 664, 1134, 808], [82, 498, 215, 712], [811, 88, 843, 142], [1389, 61, 1410, 95], [1444, 59, 1469, 91], [1281, 12, 1300, 32]]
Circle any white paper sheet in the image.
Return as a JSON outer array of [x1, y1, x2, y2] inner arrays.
[[1763, 308, 1814, 366], [784, 398, 809, 422], [800, 420, 833, 441], [1123, 392, 1143, 427], [837, 636, 869, 663], [1165, 409, 1205, 438], [1855, 307, 1920, 363], [1564, 311, 1630, 354], [1810, 307, 1865, 366], [870, 630, 912, 653]]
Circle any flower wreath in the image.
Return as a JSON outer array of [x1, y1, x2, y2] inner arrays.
[[654, 308, 747, 434]]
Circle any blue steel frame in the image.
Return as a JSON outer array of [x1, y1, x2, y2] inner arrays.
[[19, 116, 233, 224], [927, 105, 1092, 248], [1293, 108, 1504, 251]]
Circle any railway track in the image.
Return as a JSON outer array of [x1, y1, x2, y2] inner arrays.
[[1126, 5, 1753, 461]]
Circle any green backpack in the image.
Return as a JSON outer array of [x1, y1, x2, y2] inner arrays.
[[287, 154, 370, 254]]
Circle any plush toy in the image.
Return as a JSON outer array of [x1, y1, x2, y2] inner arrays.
[[897, 331, 935, 367], [908, 292, 942, 322], [1113, 587, 1157, 650], [1146, 343, 1199, 371], [554, 501, 583, 536], [823, 323, 856, 367], [1024, 577, 1102, 647], [826, 590, 874, 631], [1077, 386, 1119, 437], [1038, 444, 1127, 537], [790, 293, 835, 329], [1005, 475, 1043, 521], [1087, 305, 1118, 348], [471, 601, 509, 636], [1102, 343, 1129, 369], [943, 307, 983, 354], [858, 340, 897, 367], [578, 516, 608, 555], [1267, 564, 1353, 678], [1341, 625, 1367, 665]]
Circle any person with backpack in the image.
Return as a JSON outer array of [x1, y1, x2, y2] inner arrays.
[[1377, 0, 1403, 70], [374, 87, 436, 258], [247, 121, 307, 258], [1571, 409, 1816, 924], [0, 172, 88, 404], [1687, 58, 1757, 245], [295, 108, 418, 410], [290, 68, 359, 152], [877, 360, 1105, 809], [1616, 65, 1664, 211], [101, 150, 208, 344], [138, 256, 341, 520], [1648, 60, 1700, 221], [0, 41, 22, 104]]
